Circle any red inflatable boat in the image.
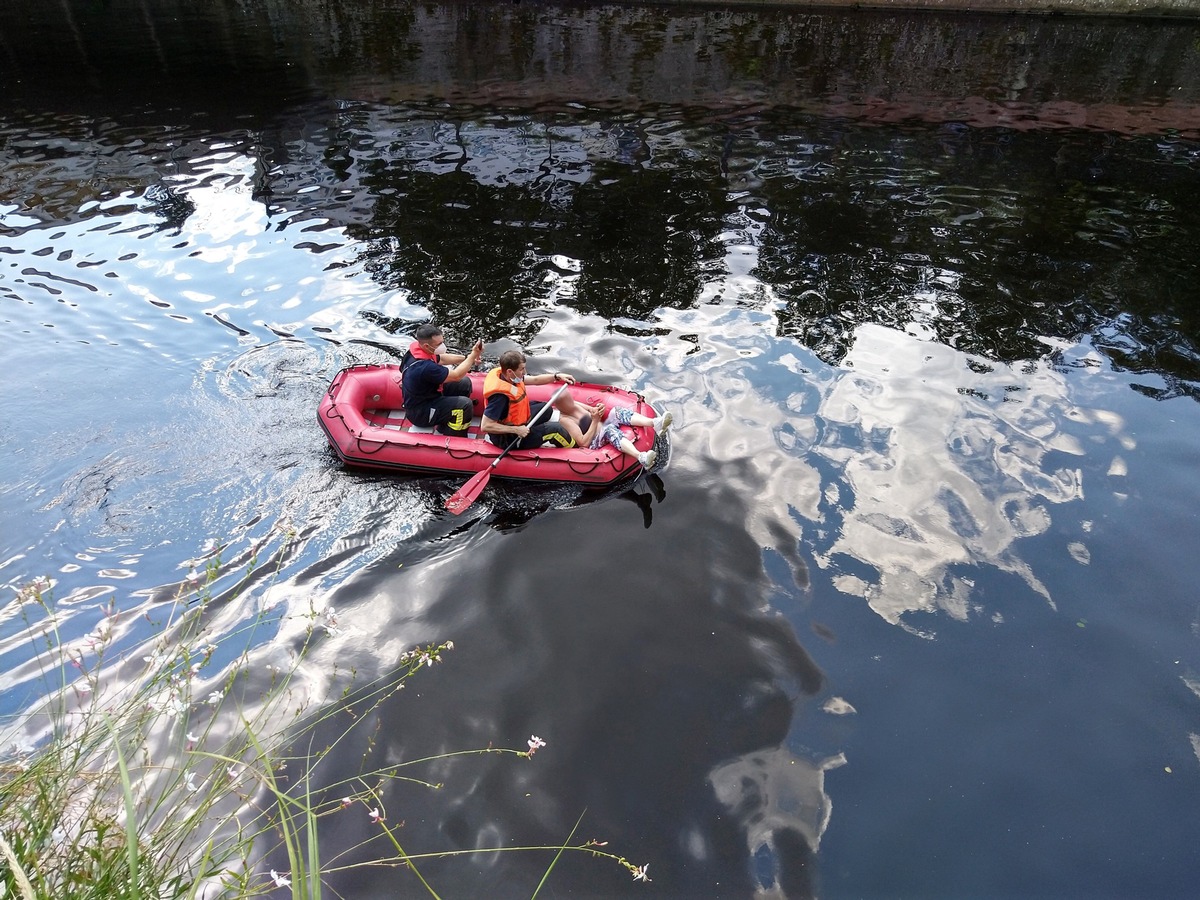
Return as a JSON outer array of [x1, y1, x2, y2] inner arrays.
[[318, 364, 662, 487]]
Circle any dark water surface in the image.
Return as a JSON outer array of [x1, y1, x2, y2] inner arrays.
[[3, 2, 1200, 897]]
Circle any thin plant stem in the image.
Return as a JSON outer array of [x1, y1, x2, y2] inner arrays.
[[531, 809, 586, 899], [104, 712, 143, 900]]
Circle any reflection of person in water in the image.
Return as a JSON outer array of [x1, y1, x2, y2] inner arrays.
[[620, 472, 667, 529], [554, 391, 673, 470]]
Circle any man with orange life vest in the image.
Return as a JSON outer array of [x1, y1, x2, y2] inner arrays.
[[480, 350, 577, 450], [400, 324, 484, 436]]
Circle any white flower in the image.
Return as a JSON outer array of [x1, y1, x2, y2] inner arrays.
[[206, 690, 224, 706], [340, 797, 353, 808], [269, 869, 290, 888], [632, 863, 651, 882], [527, 735, 547, 755], [184, 772, 199, 793], [157, 693, 187, 719], [368, 807, 383, 823], [226, 765, 241, 779], [313, 605, 342, 636]]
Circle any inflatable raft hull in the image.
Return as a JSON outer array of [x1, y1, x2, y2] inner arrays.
[[318, 365, 661, 487]]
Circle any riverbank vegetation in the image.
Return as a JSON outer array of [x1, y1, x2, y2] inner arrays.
[[0, 546, 647, 898]]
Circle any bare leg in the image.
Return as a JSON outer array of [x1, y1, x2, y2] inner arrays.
[[618, 437, 656, 468], [628, 411, 672, 434]]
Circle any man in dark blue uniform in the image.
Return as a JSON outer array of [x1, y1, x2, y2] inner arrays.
[[400, 324, 483, 436]]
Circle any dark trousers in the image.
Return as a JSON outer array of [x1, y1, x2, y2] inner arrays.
[[411, 378, 474, 436], [492, 402, 575, 450]]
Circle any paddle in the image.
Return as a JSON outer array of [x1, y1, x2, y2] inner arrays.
[[445, 383, 570, 515]]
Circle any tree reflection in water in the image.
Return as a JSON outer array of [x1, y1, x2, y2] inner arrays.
[[348, 115, 730, 344]]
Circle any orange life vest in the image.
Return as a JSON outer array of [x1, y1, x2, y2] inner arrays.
[[405, 340, 438, 362], [483, 367, 530, 425]]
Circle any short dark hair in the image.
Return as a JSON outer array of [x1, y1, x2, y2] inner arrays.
[[498, 350, 526, 372], [414, 323, 443, 342]]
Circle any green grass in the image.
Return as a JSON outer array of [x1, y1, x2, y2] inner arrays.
[[0, 543, 649, 898]]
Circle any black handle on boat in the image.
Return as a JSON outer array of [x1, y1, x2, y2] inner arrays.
[[444, 383, 570, 515]]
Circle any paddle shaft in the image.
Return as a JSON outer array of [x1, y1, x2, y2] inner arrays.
[[444, 382, 570, 514]]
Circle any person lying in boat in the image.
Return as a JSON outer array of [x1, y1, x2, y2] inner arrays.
[[480, 350, 577, 450], [553, 391, 672, 470], [400, 324, 483, 436]]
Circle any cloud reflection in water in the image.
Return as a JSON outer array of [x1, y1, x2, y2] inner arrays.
[[810, 324, 1100, 627]]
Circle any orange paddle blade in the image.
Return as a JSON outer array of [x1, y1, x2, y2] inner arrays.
[[445, 468, 492, 515]]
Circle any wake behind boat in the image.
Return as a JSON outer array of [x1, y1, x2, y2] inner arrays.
[[318, 364, 664, 488]]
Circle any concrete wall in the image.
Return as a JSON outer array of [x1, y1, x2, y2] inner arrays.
[[3, 0, 1200, 129], [641, 0, 1199, 15]]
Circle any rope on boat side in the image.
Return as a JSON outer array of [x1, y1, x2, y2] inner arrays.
[[564, 457, 606, 474], [353, 436, 390, 455], [445, 444, 490, 460]]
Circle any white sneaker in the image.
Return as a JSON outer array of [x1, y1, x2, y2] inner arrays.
[[637, 449, 657, 468], [652, 412, 673, 435]]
